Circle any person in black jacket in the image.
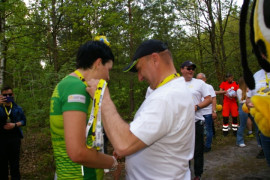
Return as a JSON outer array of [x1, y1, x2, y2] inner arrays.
[[0, 86, 26, 180]]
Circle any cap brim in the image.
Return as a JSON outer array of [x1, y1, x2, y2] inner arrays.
[[123, 59, 139, 72]]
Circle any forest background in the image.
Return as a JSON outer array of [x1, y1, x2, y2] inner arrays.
[[0, 0, 260, 179]]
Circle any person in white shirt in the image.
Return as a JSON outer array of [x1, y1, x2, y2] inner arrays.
[[87, 40, 195, 179], [196, 73, 217, 153], [180, 61, 212, 180], [247, 69, 270, 166]]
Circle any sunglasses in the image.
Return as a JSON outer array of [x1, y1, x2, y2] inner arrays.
[[2, 93, 13, 96], [185, 67, 195, 71]]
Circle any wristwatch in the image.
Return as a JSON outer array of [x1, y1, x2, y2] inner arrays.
[[213, 110, 217, 113], [196, 105, 201, 110], [110, 156, 118, 172]]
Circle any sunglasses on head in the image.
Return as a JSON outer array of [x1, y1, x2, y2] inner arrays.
[[2, 93, 13, 96], [185, 67, 195, 71]]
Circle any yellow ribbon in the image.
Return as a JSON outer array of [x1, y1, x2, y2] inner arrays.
[[74, 70, 87, 86], [91, 79, 107, 150], [156, 73, 180, 89]]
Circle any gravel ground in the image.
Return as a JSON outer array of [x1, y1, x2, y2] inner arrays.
[[105, 137, 270, 180]]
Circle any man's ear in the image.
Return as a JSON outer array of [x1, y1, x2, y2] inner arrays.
[[151, 53, 160, 65]]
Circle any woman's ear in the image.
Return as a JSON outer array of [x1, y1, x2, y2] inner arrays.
[[93, 58, 102, 70]]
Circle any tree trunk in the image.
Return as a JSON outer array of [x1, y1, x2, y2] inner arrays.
[[0, 0, 6, 87], [51, 0, 59, 72], [128, 0, 135, 119]]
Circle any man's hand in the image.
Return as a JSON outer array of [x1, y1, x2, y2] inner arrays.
[[112, 163, 122, 180], [86, 79, 100, 98], [212, 112, 217, 119], [3, 123, 16, 130], [0, 95, 6, 104]]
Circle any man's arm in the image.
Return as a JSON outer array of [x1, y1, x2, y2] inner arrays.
[[215, 88, 226, 95], [212, 96, 217, 119], [196, 95, 212, 111], [63, 111, 116, 169], [101, 92, 147, 157], [87, 80, 147, 157]]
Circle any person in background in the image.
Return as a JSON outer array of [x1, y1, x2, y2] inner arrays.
[[87, 39, 195, 179], [180, 62, 212, 180], [50, 41, 121, 180], [216, 73, 239, 136], [236, 77, 249, 147], [196, 73, 217, 153], [0, 86, 26, 180], [246, 69, 270, 166]]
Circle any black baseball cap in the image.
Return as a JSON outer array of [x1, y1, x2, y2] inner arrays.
[[181, 61, 196, 68], [123, 39, 168, 72], [226, 73, 233, 78]]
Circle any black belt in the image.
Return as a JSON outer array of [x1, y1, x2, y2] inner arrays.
[[196, 120, 204, 125]]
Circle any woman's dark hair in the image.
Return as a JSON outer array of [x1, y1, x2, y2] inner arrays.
[[76, 41, 114, 69]]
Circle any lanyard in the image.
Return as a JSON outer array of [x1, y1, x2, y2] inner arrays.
[[85, 79, 107, 152], [4, 103, 12, 123], [156, 73, 180, 89], [74, 70, 106, 150], [74, 70, 108, 175], [74, 70, 87, 86]]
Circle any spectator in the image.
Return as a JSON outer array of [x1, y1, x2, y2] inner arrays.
[[0, 86, 26, 180], [87, 39, 195, 179], [180, 62, 212, 180], [50, 41, 121, 179], [216, 73, 239, 136], [196, 73, 217, 153], [236, 77, 249, 147]]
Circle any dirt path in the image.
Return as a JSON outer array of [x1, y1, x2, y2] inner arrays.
[[105, 138, 270, 180], [200, 138, 270, 180]]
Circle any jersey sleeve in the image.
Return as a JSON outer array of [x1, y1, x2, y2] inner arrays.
[[56, 77, 91, 114]]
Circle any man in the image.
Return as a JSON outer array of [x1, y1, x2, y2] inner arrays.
[[50, 41, 121, 179], [216, 73, 239, 136], [87, 39, 195, 179], [246, 69, 270, 166], [180, 61, 211, 180], [196, 73, 217, 153], [0, 86, 26, 180]]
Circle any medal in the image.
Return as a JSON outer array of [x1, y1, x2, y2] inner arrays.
[[7, 117, 11, 123]]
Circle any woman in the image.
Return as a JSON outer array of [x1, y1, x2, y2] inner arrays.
[[50, 40, 121, 179], [236, 77, 249, 147]]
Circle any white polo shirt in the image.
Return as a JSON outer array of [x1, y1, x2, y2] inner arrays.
[[126, 78, 195, 180]]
